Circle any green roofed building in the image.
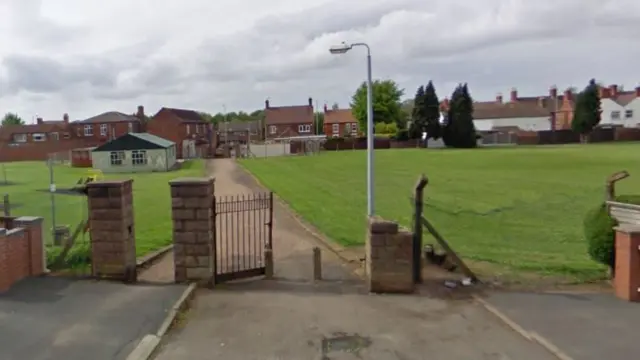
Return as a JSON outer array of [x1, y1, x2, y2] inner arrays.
[[91, 132, 177, 173]]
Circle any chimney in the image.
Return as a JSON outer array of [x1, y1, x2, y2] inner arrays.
[[636, 86, 640, 97], [324, 104, 328, 112], [136, 105, 144, 118], [265, 99, 270, 109], [441, 98, 450, 110], [496, 93, 503, 104], [510, 88, 518, 102], [564, 89, 573, 102], [63, 113, 69, 123], [609, 84, 618, 97], [549, 86, 557, 99], [37, 117, 43, 124], [308, 97, 313, 107]]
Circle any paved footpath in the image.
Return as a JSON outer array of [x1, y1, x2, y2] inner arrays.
[[152, 159, 557, 360]]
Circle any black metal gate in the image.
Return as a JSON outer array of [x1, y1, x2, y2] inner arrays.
[[212, 192, 273, 283]]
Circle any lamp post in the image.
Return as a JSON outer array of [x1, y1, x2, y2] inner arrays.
[[329, 42, 374, 216]]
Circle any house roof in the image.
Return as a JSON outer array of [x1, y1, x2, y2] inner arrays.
[[92, 132, 174, 152], [221, 120, 262, 132], [473, 101, 551, 120], [610, 91, 637, 106], [156, 108, 207, 123], [324, 109, 357, 124], [78, 112, 140, 123], [264, 105, 313, 125], [0, 122, 68, 141]]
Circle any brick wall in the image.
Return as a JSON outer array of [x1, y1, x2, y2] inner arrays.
[[614, 224, 640, 302], [87, 180, 137, 282], [366, 216, 414, 293], [170, 177, 215, 284], [0, 138, 97, 162], [0, 216, 46, 293]]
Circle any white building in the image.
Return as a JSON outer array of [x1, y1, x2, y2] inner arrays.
[[599, 85, 640, 128], [472, 90, 553, 132]]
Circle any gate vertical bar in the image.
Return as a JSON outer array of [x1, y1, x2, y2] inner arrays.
[[267, 192, 274, 250], [212, 195, 218, 283], [413, 175, 428, 284]]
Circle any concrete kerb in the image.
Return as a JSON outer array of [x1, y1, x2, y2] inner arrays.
[[472, 295, 574, 360], [236, 161, 365, 279], [136, 244, 174, 269], [125, 282, 197, 360]]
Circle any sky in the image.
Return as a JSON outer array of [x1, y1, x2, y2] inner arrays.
[[1, 0, 639, 123]]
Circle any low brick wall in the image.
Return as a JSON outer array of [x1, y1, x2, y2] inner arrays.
[[366, 216, 414, 293], [0, 217, 46, 293], [613, 224, 640, 302]]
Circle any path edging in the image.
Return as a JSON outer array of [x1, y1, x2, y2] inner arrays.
[[237, 161, 365, 278], [125, 283, 197, 360], [473, 295, 574, 360], [136, 245, 174, 269]]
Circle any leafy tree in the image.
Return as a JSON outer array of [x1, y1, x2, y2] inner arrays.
[[1, 112, 24, 126], [423, 81, 442, 139], [350, 79, 404, 134], [409, 86, 426, 139], [571, 79, 601, 141], [443, 84, 477, 148]]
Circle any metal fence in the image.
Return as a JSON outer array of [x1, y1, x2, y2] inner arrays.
[[480, 132, 518, 146]]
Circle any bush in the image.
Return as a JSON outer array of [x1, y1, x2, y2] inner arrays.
[[584, 195, 640, 272], [392, 129, 410, 141]]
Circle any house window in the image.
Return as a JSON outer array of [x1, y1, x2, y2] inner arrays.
[[186, 124, 191, 135], [32, 133, 46, 142], [128, 122, 133, 133], [12, 134, 27, 143], [345, 123, 351, 133], [62, 132, 71, 139], [84, 125, 93, 136], [625, 110, 634, 119], [269, 125, 277, 134], [332, 124, 339, 134], [110, 151, 125, 166], [131, 150, 147, 166], [611, 111, 621, 120], [298, 124, 311, 133], [50, 132, 59, 141], [196, 124, 200, 134], [351, 123, 358, 135], [100, 124, 107, 136]]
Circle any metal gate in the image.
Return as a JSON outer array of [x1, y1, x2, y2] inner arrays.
[[212, 192, 273, 283]]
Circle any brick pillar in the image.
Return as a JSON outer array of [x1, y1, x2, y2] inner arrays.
[[0, 228, 9, 292], [366, 216, 414, 294], [614, 225, 640, 302], [87, 180, 137, 282], [170, 177, 214, 285], [14, 216, 46, 275]]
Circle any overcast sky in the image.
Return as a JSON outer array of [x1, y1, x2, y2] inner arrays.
[[1, 0, 639, 122]]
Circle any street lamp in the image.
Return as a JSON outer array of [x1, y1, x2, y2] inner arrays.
[[329, 42, 374, 216]]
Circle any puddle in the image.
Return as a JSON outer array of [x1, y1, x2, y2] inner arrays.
[[321, 332, 371, 359]]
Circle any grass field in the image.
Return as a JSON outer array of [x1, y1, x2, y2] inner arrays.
[[240, 143, 640, 282], [0, 160, 205, 260]]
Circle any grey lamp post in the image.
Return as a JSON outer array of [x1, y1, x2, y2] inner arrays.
[[329, 42, 374, 216]]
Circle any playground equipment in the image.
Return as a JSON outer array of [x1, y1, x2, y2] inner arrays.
[[75, 169, 104, 186]]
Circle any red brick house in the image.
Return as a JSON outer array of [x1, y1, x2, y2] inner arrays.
[[70, 107, 143, 142], [147, 107, 213, 159], [264, 98, 315, 139], [323, 105, 359, 137]]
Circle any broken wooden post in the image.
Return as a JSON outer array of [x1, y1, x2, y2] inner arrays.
[[606, 171, 630, 201], [2, 194, 9, 217], [313, 247, 322, 281], [413, 175, 428, 284], [264, 248, 274, 279]]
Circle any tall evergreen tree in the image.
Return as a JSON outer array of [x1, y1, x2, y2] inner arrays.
[[423, 81, 441, 139], [409, 85, 425, 139], [443, 84, 477, 148], [571, 79, 601, 142]]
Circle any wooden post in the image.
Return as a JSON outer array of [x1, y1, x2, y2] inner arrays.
[[2, 194, 9, 217], [313, 247, 322, 281], [605, 171, 630, 201], [413, 175, 428, 284], [264, 248, 274, 279]]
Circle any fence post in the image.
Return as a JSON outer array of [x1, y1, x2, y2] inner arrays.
[[2, 194, 9, 217], [413, 175, 428, 284]]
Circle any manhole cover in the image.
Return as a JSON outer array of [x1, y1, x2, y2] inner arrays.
[[321, 332, 371, 358]]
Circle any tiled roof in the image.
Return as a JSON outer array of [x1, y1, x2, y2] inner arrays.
[[128, 132, 175, 148], [324, 109, 357, 124], [159, 108, 207, 123], [265, 105, 313, 125], [0, 121, 68, 141], [473, 101, 552, 120], [79, 112, 140, 123]]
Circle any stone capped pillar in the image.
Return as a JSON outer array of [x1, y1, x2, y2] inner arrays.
[[14, 216, 46, 275], [614, 224, 640, 302], [87, 180, 137, 282], [366, 216, 414, 294], [170, 177, 215, 285], [0, 228, 9, 292]]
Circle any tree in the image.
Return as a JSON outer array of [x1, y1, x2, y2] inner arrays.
[[409, 86, 426, 139], [1, 113, 24, 126], [423, 81, 442, 139], [350, 80, 404, 134], [331, 102, 339, 110], [442, 83, 477, 148], [571, 79, 601, 142]]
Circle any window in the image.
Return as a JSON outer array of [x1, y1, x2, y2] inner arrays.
[[196, 124, 200, 134], [298, 124, 311, 133], [625, 110, 634, 119], [100, 124, 108, 136], [332, 124, 339, 134], [12, 134, 27, 143], [50, 132, 59, 141], [128, 122, 133, 133], [131, 150, 147, 166], [611, 111, 621, 120], [351, 123, 358, 135], [110, 151, 125, 166], [269, 125, 277, 134], [345, 123, 351, 133], [62, 132, 71, 139], [84, 125, 93, 136], [32, 133, 46, 142], [186, 124, 191, 135]]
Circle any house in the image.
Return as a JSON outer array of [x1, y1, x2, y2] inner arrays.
[[264, 98, 315, 139], [91, 133, 177, 173], [599, 85, 640, 127], [219, 120, 263, 144], [71, 107, 143, 142], [323, 105, 358, 137], [472, 92, 553, 132], [147, 107, 213, 159], [0, 114, 79, 161]]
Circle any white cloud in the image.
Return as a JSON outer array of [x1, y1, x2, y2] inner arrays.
[[0, 0, 639, 122]]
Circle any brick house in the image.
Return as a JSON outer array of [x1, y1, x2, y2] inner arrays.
[[323, 105, 358, 137], [71, 107, 143, 142], [264, 98, 315, 139], [219, 119, 263, 144], [147, 107, 213, 159], [0, 114, 79, 161]]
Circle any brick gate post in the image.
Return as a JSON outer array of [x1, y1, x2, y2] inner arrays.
[[614, 224, 640, 302], [87, 180, 137, 282], [169, 178, 215, 285], [14, 216, 46, 275]]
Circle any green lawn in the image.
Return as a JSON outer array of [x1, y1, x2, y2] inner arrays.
[[240, 143, 640, 281], [1, 160, 205, 259]]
